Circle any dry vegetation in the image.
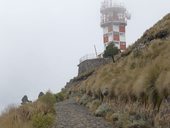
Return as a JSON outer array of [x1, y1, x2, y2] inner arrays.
[[1, 13, 169, 128], [67, 14, 170, 128], [0, 92, 56, 128]]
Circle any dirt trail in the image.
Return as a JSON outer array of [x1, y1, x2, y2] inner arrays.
[[53, 99, 113, 128]]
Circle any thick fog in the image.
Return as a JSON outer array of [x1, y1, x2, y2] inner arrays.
[[0, 0, 169, 113]]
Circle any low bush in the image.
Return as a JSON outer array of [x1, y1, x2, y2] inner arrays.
[[32, 113, 55, 128], [55, 92, 65, 102]]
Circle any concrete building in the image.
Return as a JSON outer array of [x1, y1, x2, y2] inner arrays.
[[100, 0, 131, 51]]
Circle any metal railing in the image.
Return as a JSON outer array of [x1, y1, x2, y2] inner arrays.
[[100, 18, 127, 25], [79, 54, 98, 63]]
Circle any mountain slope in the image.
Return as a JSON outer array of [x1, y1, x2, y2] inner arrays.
[[65, 13, 170, 128]]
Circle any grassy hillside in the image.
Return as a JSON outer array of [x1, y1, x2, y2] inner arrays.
[[0, 92, 57, 128], [66, 14, 170, 128]]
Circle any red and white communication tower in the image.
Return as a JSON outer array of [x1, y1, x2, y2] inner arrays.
[[100, 0, 131, 51]]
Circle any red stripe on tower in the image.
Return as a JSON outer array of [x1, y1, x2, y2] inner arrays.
[[103, 35, 108, 43], [120, 42, 126, 50], [119, 25, 125, 32]]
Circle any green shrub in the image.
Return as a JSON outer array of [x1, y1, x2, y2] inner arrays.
[[55, 92, 65, 102], [38, 92, 56, 107], [32, 113, 55, 128], [103, 42, 119, 62]]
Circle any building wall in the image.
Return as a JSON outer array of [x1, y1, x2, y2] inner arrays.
[[78, 58, 111, 75]]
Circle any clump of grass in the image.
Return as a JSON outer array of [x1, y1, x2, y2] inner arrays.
[[87, 99, 101, 111], [95, 103, 111, 117]]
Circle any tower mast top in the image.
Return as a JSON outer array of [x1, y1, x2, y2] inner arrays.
[[100, 0, 130, 27]]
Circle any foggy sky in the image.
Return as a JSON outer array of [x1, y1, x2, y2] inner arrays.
[[0, 0, 170, 113]]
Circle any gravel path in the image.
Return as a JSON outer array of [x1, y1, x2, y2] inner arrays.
[[53, 99, 113, 128]]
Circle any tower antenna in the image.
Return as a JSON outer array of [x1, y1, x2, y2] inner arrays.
[[94, 45, 98, 58]]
